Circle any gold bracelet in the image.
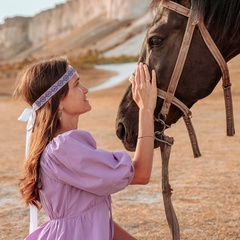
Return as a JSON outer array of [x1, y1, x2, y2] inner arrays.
[[137, 135, 155, 139]]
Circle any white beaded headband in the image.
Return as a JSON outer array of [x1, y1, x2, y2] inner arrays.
[[18, 65, 77, 234]]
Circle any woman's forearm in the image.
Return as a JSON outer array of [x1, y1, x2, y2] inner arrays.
[[131, 108, 154, 185], [129, 63, 157, 185]]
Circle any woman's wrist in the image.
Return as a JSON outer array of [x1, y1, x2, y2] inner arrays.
[[137, 135, 154, 139], [139, 108, 155, 120]]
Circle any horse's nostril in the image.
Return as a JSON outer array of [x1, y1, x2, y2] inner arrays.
[[116, 122, 125, 140]]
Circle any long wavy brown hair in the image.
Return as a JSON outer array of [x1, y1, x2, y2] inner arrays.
[[13, 56, 70, 209]]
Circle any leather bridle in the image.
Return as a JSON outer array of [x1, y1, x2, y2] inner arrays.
[[154, 0, 235, 157]]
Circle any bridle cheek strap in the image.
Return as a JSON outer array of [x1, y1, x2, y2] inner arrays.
[[160, 6, 196, 117]]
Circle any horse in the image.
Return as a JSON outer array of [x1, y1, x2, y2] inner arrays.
[[115, 0, 240, 239]]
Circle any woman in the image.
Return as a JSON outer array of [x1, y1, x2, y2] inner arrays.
[[14, 56, 157, 240]]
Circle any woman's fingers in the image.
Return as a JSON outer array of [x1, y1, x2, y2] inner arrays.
[[131, 62, 153, 88], [143, 64, 151, 83], [131, 62, 157, 98], [130, 62, 157, 110], [139, 62, 146, 86], [129, 73, 135, 83], [135, 63, 141, 86], [151, 69, 156, 87], [134, 62, 150, 87]]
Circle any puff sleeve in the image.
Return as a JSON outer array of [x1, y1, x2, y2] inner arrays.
[[40, 130, 134, 196]]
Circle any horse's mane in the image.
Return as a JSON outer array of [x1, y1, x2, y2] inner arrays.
[[150, 0, 240, 44]]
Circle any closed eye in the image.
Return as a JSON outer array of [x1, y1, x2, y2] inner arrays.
[[74, 78, 80, 87]]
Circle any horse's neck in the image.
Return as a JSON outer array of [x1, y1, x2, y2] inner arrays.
[[222, 38, 240, 62]]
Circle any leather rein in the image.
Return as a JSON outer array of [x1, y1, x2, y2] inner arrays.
[[154, 0, 235, 158]]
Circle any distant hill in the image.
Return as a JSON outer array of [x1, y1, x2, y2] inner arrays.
[[0, 0, 152, 63]]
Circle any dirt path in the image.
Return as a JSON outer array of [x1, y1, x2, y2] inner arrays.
[[0, 56, 239, 239]]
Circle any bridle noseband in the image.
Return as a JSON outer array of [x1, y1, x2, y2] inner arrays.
[[154, 0, 235, 157]]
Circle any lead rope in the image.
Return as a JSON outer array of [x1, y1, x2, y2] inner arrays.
[[160, 136, 180, 240]]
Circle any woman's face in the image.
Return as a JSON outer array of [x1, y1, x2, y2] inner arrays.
[[60, 71, 91, 117]]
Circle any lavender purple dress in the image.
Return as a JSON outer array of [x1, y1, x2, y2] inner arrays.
[[25, 130, 134, 240]]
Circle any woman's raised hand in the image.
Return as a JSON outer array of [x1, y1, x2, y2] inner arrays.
[[130, 62, 157, 113]]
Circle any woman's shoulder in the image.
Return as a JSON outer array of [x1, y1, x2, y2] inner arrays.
[[48, 130, 96, 151], [58, 129, 92, 140]]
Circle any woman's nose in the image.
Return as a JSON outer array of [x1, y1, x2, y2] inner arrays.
[[82, 85, 88, 94]]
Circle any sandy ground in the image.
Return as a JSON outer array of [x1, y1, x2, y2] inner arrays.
[[0, 55, 240, 240]]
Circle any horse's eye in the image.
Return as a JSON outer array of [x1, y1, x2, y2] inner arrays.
[[149, 36, 163, 48]]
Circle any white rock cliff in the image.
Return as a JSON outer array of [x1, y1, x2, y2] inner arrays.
[[0, 0, 151, 61]]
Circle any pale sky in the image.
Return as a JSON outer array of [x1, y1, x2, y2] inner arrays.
[[0, 0, 66, 24]]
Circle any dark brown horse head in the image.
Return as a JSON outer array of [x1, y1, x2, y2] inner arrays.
[[116, 0, 240, 151]]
